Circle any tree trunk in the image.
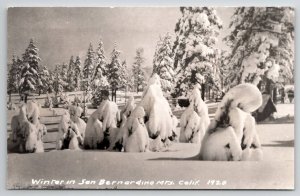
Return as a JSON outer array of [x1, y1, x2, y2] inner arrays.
[[9, 93, 11, 103], [281, 88, 285, 103], [114, 88, 117, 102], [201, 83, 205, 101], [273, 87, 277, 104], [24, 94, 28, 103], [265, 79, 271, 93]]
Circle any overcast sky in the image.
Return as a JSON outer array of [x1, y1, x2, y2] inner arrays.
[[7, 7, 233, 71]]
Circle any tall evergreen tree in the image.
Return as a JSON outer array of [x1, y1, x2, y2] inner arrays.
[[74, 56, 82, 91], [83, 43, 95, 90], [106, 45, 123, 101], [172, 7, 222, 99], [53, 65, 65, 96], [90, 40, 110, 106], [119, 60, 129, 90], [153, 33, 175, 93], [132, 48, 146, 93], [7, 56, 22, 98], [93, 39, 107, 80], [66, 56, 76, 91], [37, 65, 52, 95], [19, 39, 41, 102], [60, 62, 68, 91], [224, 7, 294, 96]]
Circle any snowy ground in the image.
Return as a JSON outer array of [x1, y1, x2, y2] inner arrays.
[[6, 97, 294, 190]]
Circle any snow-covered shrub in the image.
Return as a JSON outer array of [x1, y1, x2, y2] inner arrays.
[[9, 102, 46, 153], [138, 74, 177, 149], [199, 126, 242, 161], [84, 99, 120, 149], [180, 84, 210, 143], [69, 105, 86, 139], [44, 94, 53, 108], [200, 83, 263, 161], [56, 111, 83, 150], [120, 96, 136, 126], [123, 106, 149, 152]]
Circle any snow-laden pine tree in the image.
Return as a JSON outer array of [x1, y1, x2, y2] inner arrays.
[[60, 62, 68, 91], [126, 65, 135, 92], [93, 39, 107, 80], [91, 40, 110, 106], [152, 33, 175, 93], [132, 48, 146, 93], [106, 45, 123, 101], [37, 65, 53, 95], [172, 7, 222, 99], [74, 56, 82, 91], [82, 43, 95, 90], [19, 39, 41, 102], [118, 60, 129, 90], [66, 56, 75, 91], [53, 65, 66, 96], [92, 40, 109, 90], [224, 7, 294, 96], [7, 56, 22, 97]]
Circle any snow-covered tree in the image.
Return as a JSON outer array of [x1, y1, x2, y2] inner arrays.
[[152, 33, 175, 93], [74, 56, 82, 91], [82, 43, 95, 90], [20, 39, 41, 102], [93, 39, 107, 79], [90, 40, 110, 106], [53, 65, 66, 96], [127, 73, 135, 92], [118, 60, 129, 90], [224, 7, 294, 96], [7, 56, 22, 97], [106, 45, 123, 101], [132, 48, 146, 93], [66, 56, 77, 91], [60, 62, 68, 91], [92, 39, 109, 90], [37, 65, 53, 95], [172, 7, 222, 99]]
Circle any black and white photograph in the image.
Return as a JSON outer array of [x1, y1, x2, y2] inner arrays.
[[6, 7, 295, 189]]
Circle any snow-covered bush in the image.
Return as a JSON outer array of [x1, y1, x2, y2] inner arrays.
[[199, 83, 263, 161], [138, 74, 177, 149], [9, 102, 46, 153], [180, 84, 210, 143], [122, 106, 149, 152], [120, 96, 136, 126], [84, 99, 120, 149], [56, 110, 83, 150], [69, 105, 86, 139]]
